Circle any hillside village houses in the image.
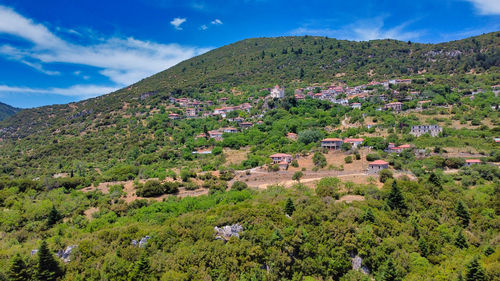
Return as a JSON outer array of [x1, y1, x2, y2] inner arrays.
[[465, 159, 481, 166], [368, 160, 389, 173], [387, 143, 412, 153], [321, 138, 344, 150], [344, 138, 364, 148], [269, 85, 285, 99], [384, 102, 403, 112], [269, 153, 293, 170], [410, 125, 443, 137]]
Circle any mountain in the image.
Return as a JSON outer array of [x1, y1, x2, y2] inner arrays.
[[0, 101, 20, 121], [1, 32, 499, 138]]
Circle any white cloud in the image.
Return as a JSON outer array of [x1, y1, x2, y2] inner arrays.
[[464, 0, 500, 15], [170, 17, 186, 30], [200, 24, 208, 30], [211, 19, 223, 25], [290, 17, 424, 41], [0, 84, 118, 99], [0, 6, 210, 100]]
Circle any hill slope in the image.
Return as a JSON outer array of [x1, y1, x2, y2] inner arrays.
[[1, 32, 499, 138], [0, 101, 20, 121]]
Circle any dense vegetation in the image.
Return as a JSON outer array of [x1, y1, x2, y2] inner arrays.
[[0, 32, 499, 280]]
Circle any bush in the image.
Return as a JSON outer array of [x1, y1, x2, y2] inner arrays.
[[184, 181, 199, 191], [164, 182, 179, 194], [180, 169, 196, 182], [344, 156, 353, 164], [366, 153, 380, 162], [219, 168, 235, 181], [379, 169, 393, 183], [268, 164, 280, 172], [316, 177, 340, 199], [136, 180, 164, 197], [231, 181, 248, 191], [292, 171, 304, 182], [290, 159, 299, 167], [298, 129, 322, 145], [313, 152, 327, 168]]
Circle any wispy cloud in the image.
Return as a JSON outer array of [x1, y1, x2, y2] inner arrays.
[[200, 24, 208, 30], [0, 84, 118, 99], [170, 17, 186, 30], [211, 19, 223, 25], [464, 0, 500, 15], [290, 17, 424, 41], [0, 6, 210, 100]]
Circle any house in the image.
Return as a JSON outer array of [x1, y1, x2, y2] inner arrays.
[[278, 161, 289, 170], [295, 94, 305, 100], [240, 122, 253, 129], [185, 108, 197, 117], [240, 103, 253, 111], [257, 120, 264, 125], [195, 133, 207, 139], [368, 160, 389, 173], [287, 132, 297, 140], [169, 113, 181, 120], [233, 117, 244, 123], [192, 149, 212, 155], [389, 144, 411, 154], [351, 103, 361, 109], [410, 125, 442, 137], [385, 102, 403, 112], [321, 138, 343, 150], [269, 153, 292, 164], [344, 138, 364, 148], [269, 85, 285, 99], [223, 127, 238, 133], [208, 130, 223, 140], [465, 159, 481, 167]]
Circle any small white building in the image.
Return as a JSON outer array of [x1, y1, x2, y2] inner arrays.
[[351, 103, 361, 109], [410, 125, 442, 137], [269, 85, 285, 99], [269, 153, 292, 164], [465, 159, 481, 167], [368, 160, 389, 173], [344, 138, 364, 148]]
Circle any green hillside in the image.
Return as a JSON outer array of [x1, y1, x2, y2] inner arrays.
[[0, 101, 20, 121]]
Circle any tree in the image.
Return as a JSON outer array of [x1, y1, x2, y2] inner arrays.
[[298, 129, 322, 145], [231, 181, 248, 191], [8, 253, 29, 281], [313, 152, 327, 168], [455, 201, 470, 227], [380, 258, 400, 281], [428, 172, 442, 187], [292, 171, 304, 182], [129, 252, 151, 281], [284, 198, 295, 216], [344, 156, 353, 164], [316, 177, 340, 198], [361, 208, 375, 223], [37, 240, 62, 281], [47, 206, 62, 227], [455, 230, 468, 249], [464, 257, 486, 281], [387, 180, 406, 211], [379, 169, 393, 183]]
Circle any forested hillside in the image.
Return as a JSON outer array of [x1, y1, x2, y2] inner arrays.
[[0, 102, 20, 121]]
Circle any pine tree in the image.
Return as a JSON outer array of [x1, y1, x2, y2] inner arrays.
[[128, 252, 151, 281], [47, 205, 62, 227], [284, 198, 295, 216], [465, 257, 486, 281], [455, 201, 470, 227], [380, 258, 399, 281], [418, 237, 429, 257], [8, 253, 29, 281], [37, 240, 62, 281], [387, 180, 406, 211], [362, 208, 375, 223], [455, 230, 468, 249]]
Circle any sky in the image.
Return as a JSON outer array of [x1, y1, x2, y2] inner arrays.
[[0, 0, 498, 108]]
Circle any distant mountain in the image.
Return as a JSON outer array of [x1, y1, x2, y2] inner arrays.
[[0, 101, 20, 121]]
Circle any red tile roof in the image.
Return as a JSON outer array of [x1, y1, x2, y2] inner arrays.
[[465, 159, 481, 163], [322, 138, 342, 142], [370, 160, 389, 165], [270, 153, 292, 158]]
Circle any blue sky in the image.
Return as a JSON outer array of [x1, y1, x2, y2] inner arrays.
[[0, 0, 498, 108]]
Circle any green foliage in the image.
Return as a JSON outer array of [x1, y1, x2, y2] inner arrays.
[[465, 257, 486, 281], [344, 156, 353, 163], [292, 171, 304, 182], [456, 201, 470, 227], [37, 240, 62, 281], [47, 205, 62, 227], [387, 180, 406, 211], [379, 169, 393, 183], [313, 152, 327, 168], [298, 129, 322, 145], [316, 177, 340, 199], [284, 197, 295, 215], [379, 258, 401, 281], [455, 230, 468, 249], [8, 253, 29, 281], [231, 181, 248, 191]]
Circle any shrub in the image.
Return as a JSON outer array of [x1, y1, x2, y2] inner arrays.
[[290, 159, 299, 167], [268, 164, 280, 172], [292, 171, 304, 182], [219, 168, 235, 181], [298, 129, 322, 145], [344, 156, 353, 164], [231, 181, 248, 191], [184, 181, 199, 191], [316, 177, 340, 199], [379, 169, 393, 183], [136, 180, 164, 197], [313, 152, 327, 168], [366, 153, 380, 162]]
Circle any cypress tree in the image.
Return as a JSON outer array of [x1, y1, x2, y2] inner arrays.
[[284, 198, 295, 216], [455, 230, 468, 249], [387, 180, 406, 211], [380, 258, 399, 281], [465, 257, 486, 281], [47, 206, 62, 227], [8, 253, 29, 281], [455, 201, 470, 227], [37, 240, 62, 281]]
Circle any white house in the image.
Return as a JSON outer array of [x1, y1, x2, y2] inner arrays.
[[269, 85, 285, 99]]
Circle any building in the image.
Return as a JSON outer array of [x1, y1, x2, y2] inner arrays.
[[410, 125, 442, 137], [321, 138, 343, 150], [368, 160, 389, 173], [389, 144, 411, 154], [185, 108, 197, 117], [351, 103, 361, 109], [295, 94, 305, 100], [269, 153, 292, 164], [192, 149, 212, 155], [222, 127, 238, 133], [465, 159, 481, 166], [208, 130, 223, 140], [344, 138, 364, 148], [240, 122, 253, 129], [168, 113, 181, 120], [269, 85, 285, 99], [385, 102, 403, 112]]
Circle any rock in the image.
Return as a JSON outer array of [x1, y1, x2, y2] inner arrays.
[[56, 245, 77, 263], [214, 223, 243, 240], [351, 255, 370, 274], [131, 236, 150, 247], [31, 249, 38, 256]]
